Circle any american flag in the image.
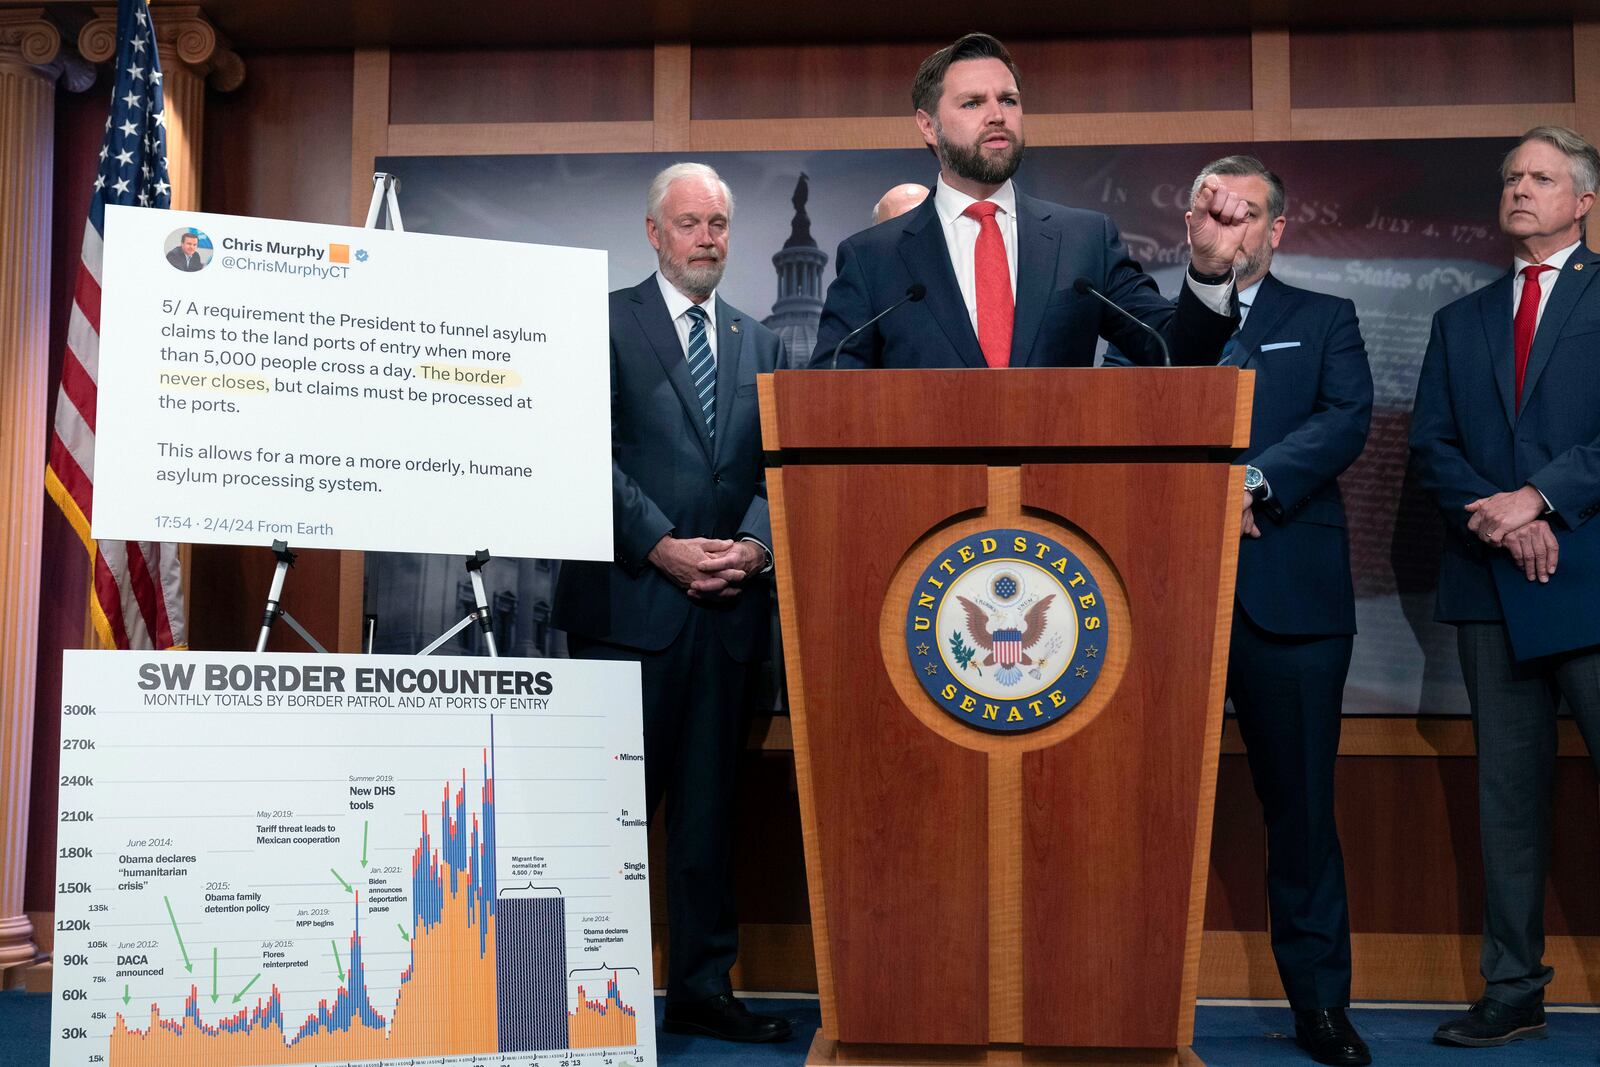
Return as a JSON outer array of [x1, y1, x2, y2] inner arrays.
[[44, 0, 185, 650]]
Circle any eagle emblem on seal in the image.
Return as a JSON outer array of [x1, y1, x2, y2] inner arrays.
[[955, 575, 1056, 687]]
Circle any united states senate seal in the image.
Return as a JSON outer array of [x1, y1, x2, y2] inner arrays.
[[904, 528, 1109, 733]]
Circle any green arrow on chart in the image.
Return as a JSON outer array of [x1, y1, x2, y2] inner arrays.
[[210, 946, 219, 1003], [331, 867, 353, 893], [162, 896, 193, 973], [396, 922, 410, 943], [231, 973, 261, 1005], [360, 820, 369, 869], [331, 939, 345, 982], [121, 984, 130, 1006]]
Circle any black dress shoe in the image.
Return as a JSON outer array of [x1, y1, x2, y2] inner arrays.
[[1294, 1008, 1372, 1066], [1433, 998, 1547, 1047], [662, 992, 793, 1043]]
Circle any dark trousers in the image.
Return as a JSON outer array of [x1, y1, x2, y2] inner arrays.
[[1457, 622, 1600, 1007], [1227, 604, 1355, 1010], [569, 610, 751, 1003]]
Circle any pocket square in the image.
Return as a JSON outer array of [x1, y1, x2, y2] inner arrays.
[[1259, 341, 1301, 351]]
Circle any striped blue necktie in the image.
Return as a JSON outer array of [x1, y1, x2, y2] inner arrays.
[[1218, 299, 1251, 366], [685, 304, 716, 438]]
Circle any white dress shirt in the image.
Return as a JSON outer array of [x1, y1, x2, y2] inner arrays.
[[1512, 239, 1582, 328], [655, 270, 718, 360], [932, 177, 1020, 336], [649, 271, 771, 572], [931, 175, 1235, 339], [1236, 278, 1263, 327]]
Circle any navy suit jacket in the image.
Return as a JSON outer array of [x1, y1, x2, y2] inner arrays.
[[166, 246, 203, 271], [1224, 274, 1373, 636], [1410, 244, 1600, 623], [810, 189, 1235, 368], [553, 277, 777, 661]]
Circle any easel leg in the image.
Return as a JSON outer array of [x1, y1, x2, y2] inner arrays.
[[255, 541, 294, 653], [418, 550, 499, 658], [467, 551, 498, 658], [254, 540, 329, 654]]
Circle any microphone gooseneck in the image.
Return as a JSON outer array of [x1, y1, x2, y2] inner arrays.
[[1073, 276, 1172, 368], [824, 283, 927, 370]]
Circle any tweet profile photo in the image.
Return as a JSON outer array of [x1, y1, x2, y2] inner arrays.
[[164, 227, 212, 272]]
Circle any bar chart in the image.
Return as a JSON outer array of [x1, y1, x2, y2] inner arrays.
[[49, 651, 653, 1067]]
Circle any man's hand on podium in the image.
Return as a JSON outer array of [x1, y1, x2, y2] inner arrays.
[[648, 535, 763, 599], [1186, 174, 1251, 278]]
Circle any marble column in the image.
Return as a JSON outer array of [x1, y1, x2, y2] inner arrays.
[[0, 7, 66, 983]]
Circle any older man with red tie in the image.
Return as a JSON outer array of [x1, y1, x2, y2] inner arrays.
[[1411, 125, 1600, 1049]]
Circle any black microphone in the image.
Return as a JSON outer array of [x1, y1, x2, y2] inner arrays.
[[823, 283, 927, 369], [1072, 277, 1171, 368]]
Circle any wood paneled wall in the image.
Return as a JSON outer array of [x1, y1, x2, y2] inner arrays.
[[689, 36, 1255, 118], [186, 51, 356, 655], [359, 22, 1599, 156], [40, 18, 1596, 999], [390, 48, 653, 124], [1290, 23, 1574, 109]]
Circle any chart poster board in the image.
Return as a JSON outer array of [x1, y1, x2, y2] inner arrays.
[[92, 205, 613, 560], [50, 650, 656, 1067]]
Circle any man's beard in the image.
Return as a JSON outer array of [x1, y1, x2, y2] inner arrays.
[[1234, 241, 1270, 283], [661, 250, 726, 300], [937, 125, 1024, 186]]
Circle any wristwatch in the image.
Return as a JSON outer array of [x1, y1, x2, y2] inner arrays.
[[1243, 465, 1269, 503]]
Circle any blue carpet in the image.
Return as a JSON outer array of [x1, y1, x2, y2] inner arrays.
[[1195, 1002, 1600, 1066], [652, 995, 820, 1061], [4, 991, 1597, 1065], [0, 989, 51, 1067]]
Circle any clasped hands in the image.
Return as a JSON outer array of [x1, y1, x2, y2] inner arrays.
[[648, 535, 763, 599], [1466, 484, 1557, 583]]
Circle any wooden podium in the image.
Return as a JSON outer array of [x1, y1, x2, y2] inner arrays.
[[759, 367, 1254, 1066]]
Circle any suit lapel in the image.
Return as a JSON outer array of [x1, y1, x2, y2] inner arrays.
[[1476, 272, 1517, 428], [897, 200, 984, 368], [1519, 246, 1600, 418], [1230, 274, 1290, 370], [711, 296, 743, 462], [1008, 193, 1058, 368], [630, 278, 714, 463]]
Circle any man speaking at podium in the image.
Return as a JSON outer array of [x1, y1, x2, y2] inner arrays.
[[812, 32, 1248, 370]]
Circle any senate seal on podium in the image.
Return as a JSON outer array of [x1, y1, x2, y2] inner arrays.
[[904, 528, 1109, 734]]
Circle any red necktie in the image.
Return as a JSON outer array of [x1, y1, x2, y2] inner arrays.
[[962, 201, 1014, 368], [1513, 264, 1553, 414]]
